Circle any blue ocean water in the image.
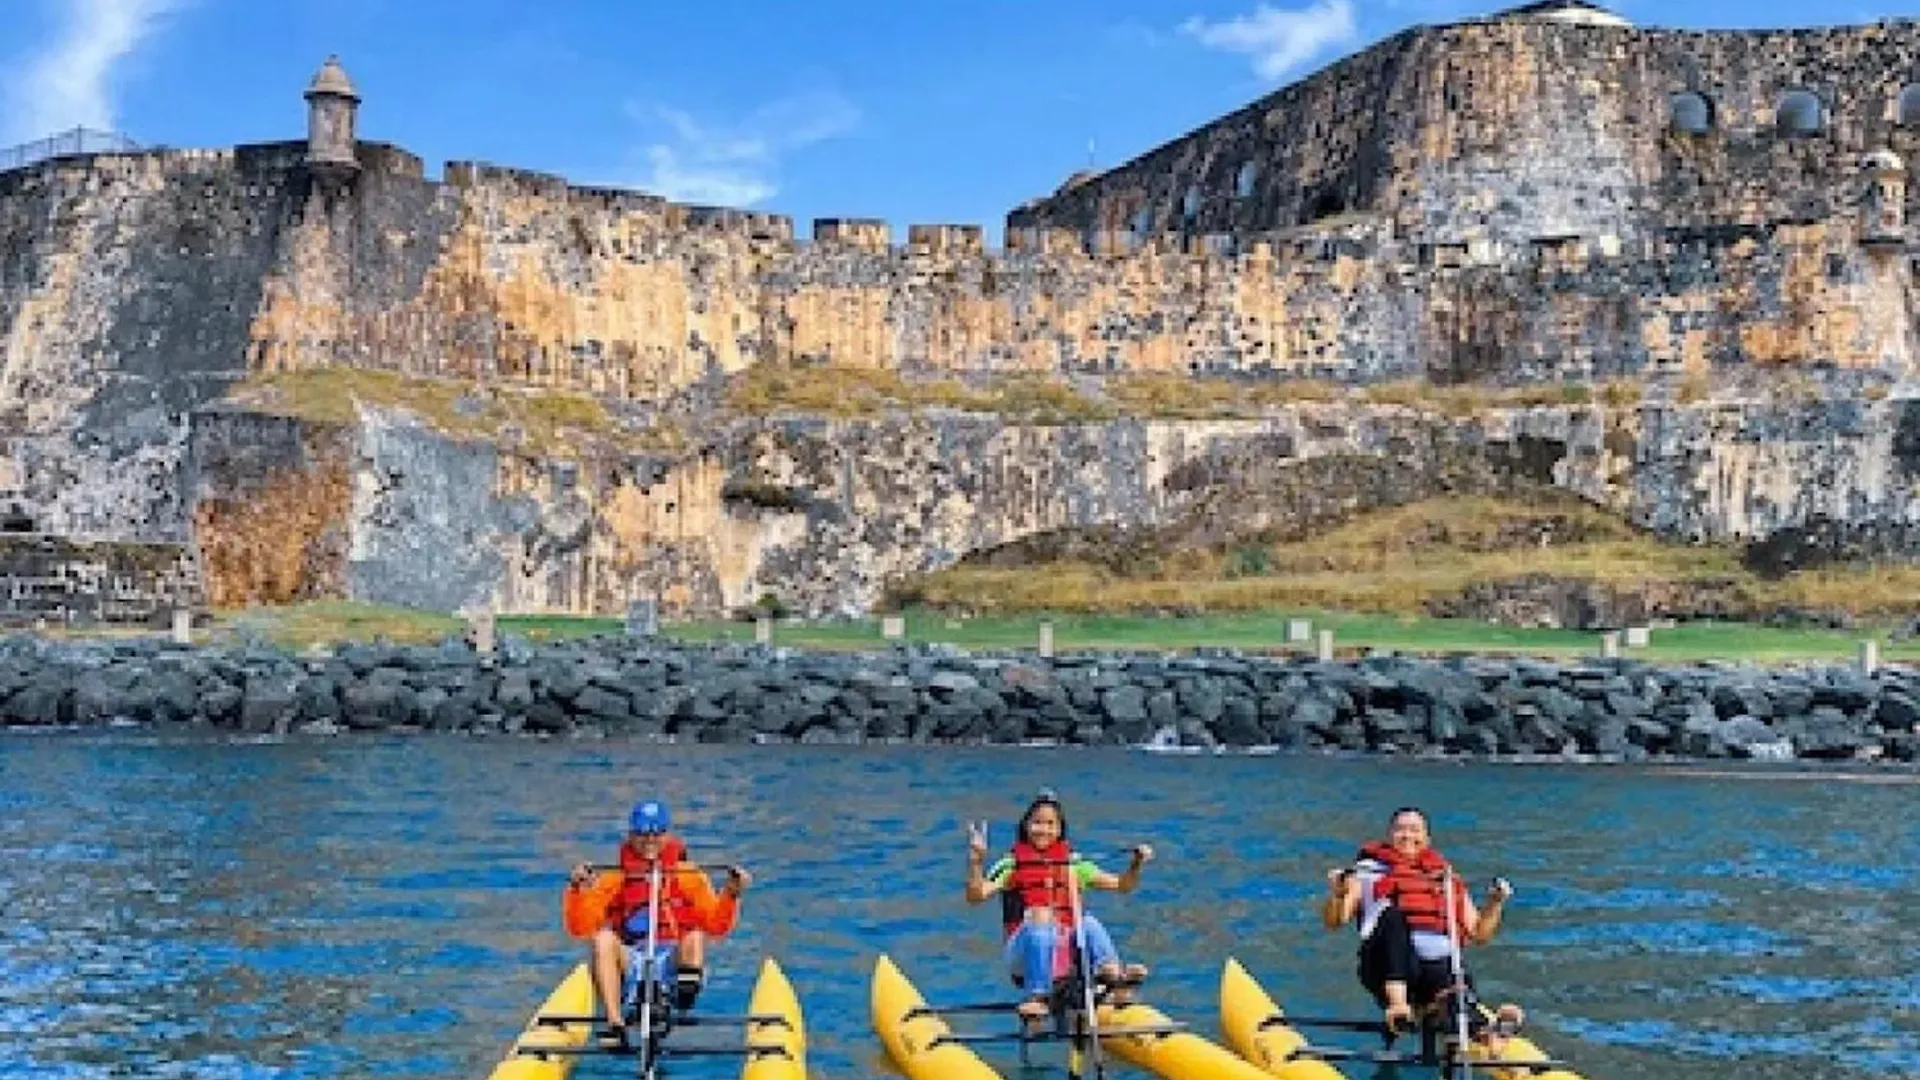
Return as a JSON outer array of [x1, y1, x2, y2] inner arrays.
[[1, 734, 1914, 1079]]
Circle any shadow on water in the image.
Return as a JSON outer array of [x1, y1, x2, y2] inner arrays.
[[0, 734, 1915, 1078]]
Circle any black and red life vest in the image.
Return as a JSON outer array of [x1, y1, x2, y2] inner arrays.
[[606, 833, 694, 942], [1000, 839, 1079, 937], [1357, 840, 1470, 940]]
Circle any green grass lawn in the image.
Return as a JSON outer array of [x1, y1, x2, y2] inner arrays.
[[193, 602, 1916, 666], [660, 608, 1919, 665]]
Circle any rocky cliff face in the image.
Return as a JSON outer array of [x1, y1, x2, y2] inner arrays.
[[182, 392, 1919, 618]]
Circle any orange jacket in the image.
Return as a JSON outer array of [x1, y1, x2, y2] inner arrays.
[[606, 862, 740, 940], [563, 834, 740, 941]]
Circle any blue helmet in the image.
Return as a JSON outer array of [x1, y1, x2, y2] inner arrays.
[[629, 800, 671, 835]]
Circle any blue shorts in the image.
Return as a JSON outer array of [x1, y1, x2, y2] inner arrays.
[[621, 941, 679, 1010], [1006, 914, 1123, 997]]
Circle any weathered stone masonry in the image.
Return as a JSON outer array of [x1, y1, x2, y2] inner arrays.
[[0, 17, 1915, 617], [1010, 8, 1920, 254]]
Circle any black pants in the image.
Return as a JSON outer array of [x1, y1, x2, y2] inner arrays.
[[1357, 906, 1473, 1010]]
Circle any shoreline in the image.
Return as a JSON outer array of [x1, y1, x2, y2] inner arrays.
[[0, 633, 1912, 765]]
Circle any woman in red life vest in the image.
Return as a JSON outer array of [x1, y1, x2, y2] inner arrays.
[[566, 799, 752, 1048], [963, 791, 1153, 1023], [1320, 806, 1518, 1036]]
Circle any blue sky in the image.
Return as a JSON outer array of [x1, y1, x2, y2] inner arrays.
[[0, 0, 1911, 241]]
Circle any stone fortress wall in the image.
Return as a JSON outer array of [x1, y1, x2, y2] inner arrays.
[[0, 9, 1914, 619]]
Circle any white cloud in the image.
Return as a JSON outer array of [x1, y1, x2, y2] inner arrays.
[[1180, 0, 1359, 82], [623, 89, 860, 208], [0, 0, 189, 145]]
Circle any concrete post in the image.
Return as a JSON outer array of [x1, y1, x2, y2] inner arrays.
[[1600, 631, 1621, 659], [1038, 621, 1055, 659], [755, 617, 772, 646], [882, 615, 905, 641], [1316, 629, 1334, 662], [470, 610, 496, 660], [1625, 626, 1651, 648], [171, 608, 192, 646], [624, 599, 658, 639], [1860, 639, 1880, 676], [1287, 619, 1312, 644]]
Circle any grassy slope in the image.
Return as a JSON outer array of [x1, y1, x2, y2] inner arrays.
[[895, 496, 1920, 622]]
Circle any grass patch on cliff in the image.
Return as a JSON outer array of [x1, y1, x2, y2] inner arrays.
[[725, 364, 1115, 423], [884, 495, 1916, 628], [227, 368, 683, 454], [726, 366, 1649, 423]]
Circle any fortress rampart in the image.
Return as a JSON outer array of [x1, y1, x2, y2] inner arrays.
[[0, 31, 1912, 616]]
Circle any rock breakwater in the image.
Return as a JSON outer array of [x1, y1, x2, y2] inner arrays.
[[2, 636, 1916, 764]]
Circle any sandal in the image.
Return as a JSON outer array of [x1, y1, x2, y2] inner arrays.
[[1489, 1003, 1525, 1036], [597, 1023, 630, 1051], [1016, 996, 1050, 1033]]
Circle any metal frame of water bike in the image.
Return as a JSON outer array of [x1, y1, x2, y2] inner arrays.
[[517, 857, 791, 1080], [916, 841, 1175, 1080], [1273, 874, 1577, 1078]]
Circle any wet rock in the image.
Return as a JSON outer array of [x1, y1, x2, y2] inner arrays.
[[341, 679, 399, 729], [928, 671, 981, 695], [572, 685, 633, 723], [1100, 685, 1147, 724], [523, 699, 571, 733], [0, 635, 1911, 767], [1792, 707, 1866, 760], [1677, 711, 1727, 758], [1215, 696, 1263, 745], [240, 679, 298, 734], [1721, 715, 1784, 758], [496, 670, 535, 712], [1712, 684, 1774, 720], [1875, 691, 1919, 731], [2, 677, 73, 726]]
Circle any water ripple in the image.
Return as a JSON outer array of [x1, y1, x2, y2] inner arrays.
[[0, 735, 1913, 1079]]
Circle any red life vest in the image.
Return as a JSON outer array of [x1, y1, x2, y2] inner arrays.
[[1000, 839, 1078, 937], [606, 833, 695, 943], [1358, 840, 1470, 940]]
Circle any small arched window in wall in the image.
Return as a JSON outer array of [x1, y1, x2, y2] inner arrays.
[[1182, 184, 1202, 220], [1900, 84, 1920, 127], [1668, 91, 1713, 135], [1235, 161, 1259, 198], [1131, 206, 1153, 236], [1775, 89, 1824, 135]]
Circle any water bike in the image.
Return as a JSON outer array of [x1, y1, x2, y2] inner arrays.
[[485, 858, 805, 1080], [875, 846, 1271, 1080], [1219, 872, 1586, 1080]]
